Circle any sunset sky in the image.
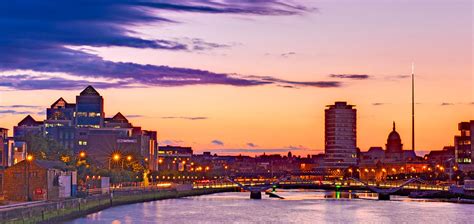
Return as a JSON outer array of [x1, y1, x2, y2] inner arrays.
[[0, 0, 472, 156]]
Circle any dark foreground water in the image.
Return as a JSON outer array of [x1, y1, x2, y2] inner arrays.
[[67, 190, 474, 224]]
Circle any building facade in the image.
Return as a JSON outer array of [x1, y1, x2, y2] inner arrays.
[[157, 146, 193, 172], [455, 121, 474, 172], [324, 102, 357, 169], [12, 86, 159, 171], [3, 160, 69, 201]]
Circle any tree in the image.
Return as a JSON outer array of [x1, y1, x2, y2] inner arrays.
[[21, 133, 73, 162]]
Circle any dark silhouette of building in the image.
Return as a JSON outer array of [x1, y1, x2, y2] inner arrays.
[[324, 102, 357, 169]]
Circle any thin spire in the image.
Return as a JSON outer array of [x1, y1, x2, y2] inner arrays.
[[411, 63, 415, 151], [393, 121, 396, 131]]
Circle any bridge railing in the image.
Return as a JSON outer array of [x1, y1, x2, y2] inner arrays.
[[191, 178, 450, 191]]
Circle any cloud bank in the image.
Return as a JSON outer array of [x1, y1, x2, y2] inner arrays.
[[0, 0, 335, 90]]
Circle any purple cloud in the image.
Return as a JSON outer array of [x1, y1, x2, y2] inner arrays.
[[0, 1, 327, 90], [0, 105, 42, 109], [160, 139, 185, 146], [440, 102, 454, 106], [372, 103, 385, 106], [247, 143, 258, 148], [280, 52, 296, 57], [329, 74, 370, 80], [211, 140, 224, 146], [161, 116, 208, 120], [0, 109, 37, 115]]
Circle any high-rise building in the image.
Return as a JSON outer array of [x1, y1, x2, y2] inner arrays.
[[75, 86, 104, 128], [324, 102, 357, 169], [455, 121, 474, 172], [45, 97, 76, 150]]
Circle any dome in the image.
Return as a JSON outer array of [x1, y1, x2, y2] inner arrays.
[[388, 122, 401, 141]]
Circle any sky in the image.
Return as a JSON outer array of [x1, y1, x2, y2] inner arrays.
[[0, 0, 472, 156]]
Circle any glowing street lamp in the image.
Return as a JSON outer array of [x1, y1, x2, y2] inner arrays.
[[109, 153, 121, 170], [127, 155, 132, 161], [25, 154, 33, 201], [79, 151, 86, 158]]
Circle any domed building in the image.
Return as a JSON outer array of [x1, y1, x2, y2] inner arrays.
[[358, 122, 425, 181], [385, 122, 404, 161]]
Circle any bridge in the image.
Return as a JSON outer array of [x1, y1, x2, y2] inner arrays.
[[226, 177, 287, 199], [349, 178, 429, 200], [193, 177, 450, 200]]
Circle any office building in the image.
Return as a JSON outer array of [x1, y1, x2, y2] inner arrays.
[[324, 102, 357, 169]]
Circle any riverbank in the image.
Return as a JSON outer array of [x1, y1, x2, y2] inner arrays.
[[0, 187, 236, 224]]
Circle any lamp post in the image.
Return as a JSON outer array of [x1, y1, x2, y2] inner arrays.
[[25, 155, 33, 201], [122, 155, 132, 169], [109, 153, 121, 170]]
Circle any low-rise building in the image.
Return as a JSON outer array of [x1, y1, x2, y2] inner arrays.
[[3, 160, 69, 201], [157, 146, 193, 172]]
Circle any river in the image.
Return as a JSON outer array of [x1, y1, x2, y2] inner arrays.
[[67, 190, 474, 223]]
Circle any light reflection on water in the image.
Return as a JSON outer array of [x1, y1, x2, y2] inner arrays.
[[67, 190, 474, 224]]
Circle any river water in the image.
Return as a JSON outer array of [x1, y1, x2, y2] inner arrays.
[[67, 190, 474, 224]]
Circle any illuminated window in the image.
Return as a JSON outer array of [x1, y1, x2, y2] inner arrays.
[[76, 112, 87, 117], [78, 141, 88, 146]]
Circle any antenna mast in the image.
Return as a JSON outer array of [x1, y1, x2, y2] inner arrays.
[[411, 63, 415, 151]]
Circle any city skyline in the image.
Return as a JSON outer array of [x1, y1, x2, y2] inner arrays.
[[0, 0, 472, 155]]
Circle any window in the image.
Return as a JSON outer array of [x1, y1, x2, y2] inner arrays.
[[76, 112, 87, 117], [78, 140, 88, 146], [29, 172, 38, 177]]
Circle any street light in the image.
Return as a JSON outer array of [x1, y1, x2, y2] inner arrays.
[[25, 154, 33, 201], [79, 151, 86, 158], [109, 153, 121, 170], [127, 155, 132, 161]]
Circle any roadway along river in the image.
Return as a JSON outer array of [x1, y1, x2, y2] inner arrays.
[[67, 190, 474, 223]]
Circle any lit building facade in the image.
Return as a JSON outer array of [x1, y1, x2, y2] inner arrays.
[[455, 121, 474, 172], [12, 86, 160, 171], [324, 102, 357, 169], [75, 86, 104, 128], [157, 146, 193, 172], [359, 122, 424, 181]]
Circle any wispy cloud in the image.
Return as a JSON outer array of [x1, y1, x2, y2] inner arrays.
[[440, 102, 454, 106], [0, 109, 36, 115], [280, 52, 296, 58], [329, 74, 370, 80], [161, 116, 208, 120], [372, 103, 385, 106], [384, 75, 411, 81], [0, 105, 42, 109], [160, 139, 184, 146], [126, 114, 144, 118], [246, 143, 258, 148], [211, 140, 224, 146], [284, 145, 308, 151]]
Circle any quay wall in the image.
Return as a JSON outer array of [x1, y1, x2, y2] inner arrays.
[[0, 187, 236, 224]]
